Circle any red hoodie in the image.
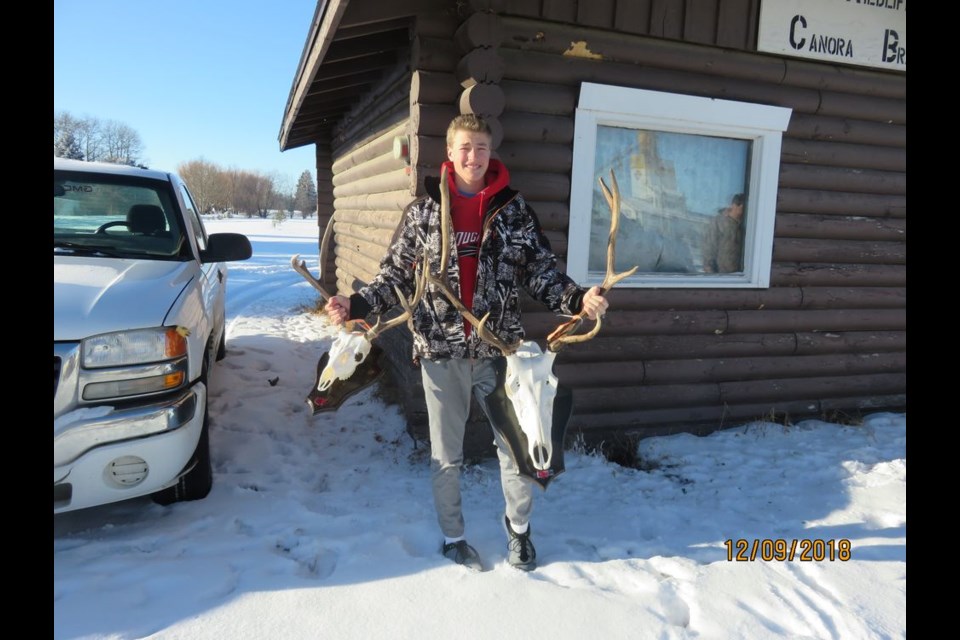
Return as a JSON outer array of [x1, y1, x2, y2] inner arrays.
[[443, 158, 511, 337]]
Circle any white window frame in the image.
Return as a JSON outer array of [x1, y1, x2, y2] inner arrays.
[[568, 83, 792, 288]]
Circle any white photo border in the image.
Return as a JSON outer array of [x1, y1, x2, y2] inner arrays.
[[568, 83, 792, 288]]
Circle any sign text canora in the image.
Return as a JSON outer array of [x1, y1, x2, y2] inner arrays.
[[790, 14, 854, 58]]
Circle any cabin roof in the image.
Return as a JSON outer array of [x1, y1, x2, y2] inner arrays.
[[279, 0, 444, 151]]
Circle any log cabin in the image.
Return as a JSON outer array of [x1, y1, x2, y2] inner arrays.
[[279, 0, 905, 457]]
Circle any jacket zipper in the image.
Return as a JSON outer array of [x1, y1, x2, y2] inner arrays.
[[467, 193, 518, 357]]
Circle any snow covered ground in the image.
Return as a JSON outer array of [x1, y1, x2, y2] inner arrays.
[[53, 217, 907, 639]]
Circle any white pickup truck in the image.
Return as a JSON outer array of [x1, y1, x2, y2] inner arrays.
[[54, 158, 252, 513]]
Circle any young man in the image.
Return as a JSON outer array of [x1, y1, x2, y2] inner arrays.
[[325, 114, 608, 571]]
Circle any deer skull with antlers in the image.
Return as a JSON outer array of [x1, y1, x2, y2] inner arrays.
[[426, 166, 637, 489], [291, 215, 426, 412]]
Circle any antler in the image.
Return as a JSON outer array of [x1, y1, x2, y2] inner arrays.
[[291, 212, 336, 301], [363, 265, 427, 341], [546, 170, 638, 352], [292, 213, 424, 340], [423, 165, 521, 355]]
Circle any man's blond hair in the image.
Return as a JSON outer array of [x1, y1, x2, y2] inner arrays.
[[446, 114, 492, 147]]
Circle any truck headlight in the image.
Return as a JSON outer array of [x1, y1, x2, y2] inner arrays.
[[79, 327, 190, 401], [82, 371, 186, 400], [83, 327, 187, 368]]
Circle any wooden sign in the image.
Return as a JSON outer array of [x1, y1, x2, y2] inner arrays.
[[758, 0, 906, 72]]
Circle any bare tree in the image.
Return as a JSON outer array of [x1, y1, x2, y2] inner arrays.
[[271, 174, 294, 214], [221, 168, 241, 216], [53, 111, 146, 165], [178, 159, 230, 214], [229, 170, 263, 217], [73, 118, 103, 163], [276, 190, 295, 216], [253, 173, 276, 218], [100, 120, 145, 166]]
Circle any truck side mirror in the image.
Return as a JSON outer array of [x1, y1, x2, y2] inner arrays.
[[200, 233, 252, 263]]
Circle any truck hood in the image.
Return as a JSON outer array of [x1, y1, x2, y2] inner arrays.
[[54, 256, 197, 341]]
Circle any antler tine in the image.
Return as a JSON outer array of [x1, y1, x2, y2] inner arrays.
[[423, 165, 520, 356], [438, 165, 452, 276], [291, 255, 334, 300], [363, 259, 428, 340], [597, 171, 639, 290], [547, 169, 639, 351], [291, 213, 337, 301]]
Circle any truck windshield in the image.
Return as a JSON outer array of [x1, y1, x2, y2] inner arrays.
[[54, 172, 186, 260]]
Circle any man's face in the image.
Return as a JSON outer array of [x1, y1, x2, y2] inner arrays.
[[447, 129, 491, 191]]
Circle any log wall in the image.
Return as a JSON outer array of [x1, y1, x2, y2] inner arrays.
[[467, 0, 761, 50], [320, 1, 905, 453], [409, 5, 905, 449], [313, 142, 336, 291]]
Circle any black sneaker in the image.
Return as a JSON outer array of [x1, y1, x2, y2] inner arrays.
[[505, 516, 537, 571], [442, 540, 484, 571]]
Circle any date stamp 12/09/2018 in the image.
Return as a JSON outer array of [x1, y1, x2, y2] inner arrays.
[[725, 538, 852, 562]]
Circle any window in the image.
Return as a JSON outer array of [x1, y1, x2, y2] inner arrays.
[[567, 84, 792, 288], [53, 171, 183, 259], [179, 183, 207, 251]]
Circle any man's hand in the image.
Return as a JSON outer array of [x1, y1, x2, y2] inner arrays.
[[581, 286, 610, 321], [325, 295, 351, 325]]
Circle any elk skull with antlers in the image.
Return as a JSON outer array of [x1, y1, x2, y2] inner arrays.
[[291, 215, 426, 412]]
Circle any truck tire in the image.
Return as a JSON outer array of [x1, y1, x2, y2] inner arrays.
[[152, 349, 214, 506], [151, 404, 213, 506], [215, 326, 226, 361]]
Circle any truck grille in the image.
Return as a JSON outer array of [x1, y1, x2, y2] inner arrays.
[[54, 356, 61, 399]]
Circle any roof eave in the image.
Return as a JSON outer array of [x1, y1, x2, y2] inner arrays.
[[279, 0, 351, 151]]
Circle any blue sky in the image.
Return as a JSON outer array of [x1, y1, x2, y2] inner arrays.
[[54, 1, 320, 191]]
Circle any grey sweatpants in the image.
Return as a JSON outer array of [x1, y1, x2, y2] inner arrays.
[[420, 357, 534, 539]]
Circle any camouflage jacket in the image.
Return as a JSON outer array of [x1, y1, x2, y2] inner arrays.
[[350, 175, 585, 361]]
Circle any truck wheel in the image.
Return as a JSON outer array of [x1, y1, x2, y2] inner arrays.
[[215, 326, 226, 361], [152, 352, 214, 506], [151, 403, 213, 506]]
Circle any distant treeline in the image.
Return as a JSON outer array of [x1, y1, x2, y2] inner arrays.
[[54, 110, 318, 218], [54, 111, 145, 167]]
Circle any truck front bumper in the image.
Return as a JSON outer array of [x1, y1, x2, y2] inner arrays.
[[53, 383, 206, 513]]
